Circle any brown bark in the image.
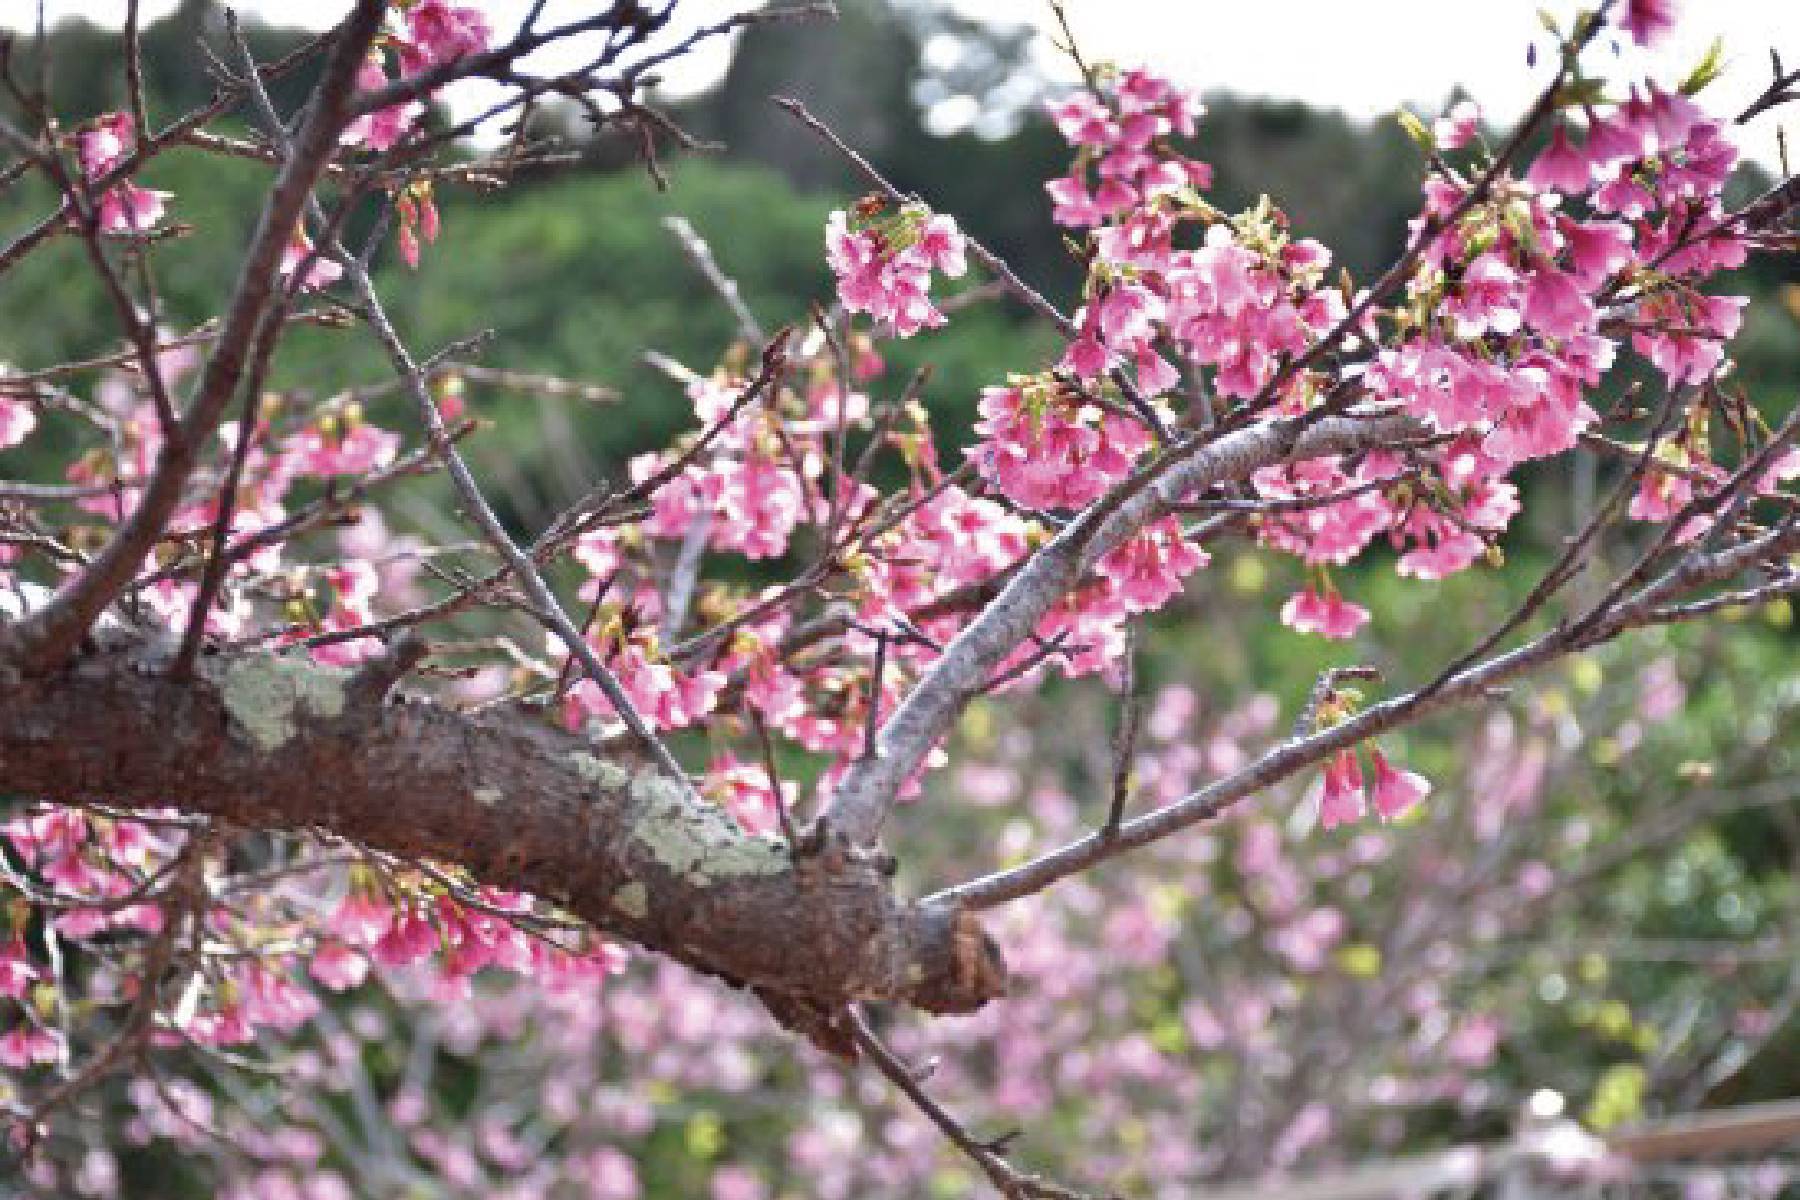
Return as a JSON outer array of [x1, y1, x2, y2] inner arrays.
[[0, 630, 1005, 1053]]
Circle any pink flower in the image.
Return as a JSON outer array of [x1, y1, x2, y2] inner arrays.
[[1280, 585, 1368, 640], [396, 185, 440, 269], [1048, 92, 1117, 148], [1369, 747, 1430, 820], [1527, 125, 1593, 194], [1621, 0, 1678, 47], [0, 1026, 62, 1069], [712, 1166, 769, 1200], [1099, 518, 1208, 614], [96, 183, 171, 234], [76, 113, 171, 234], [1558, 217, 1634, 288], [78, 112, 132, 175], [1583, 111, 1644, 169], [1434, 100, 1481, 150], [915, 213, 967, 277], [1445, 253, 1523, 339], [1522, 266, 1594, 339], [1593, 166, 1656, 219], [1094, 280, 1163, 352], [1318, 750, 1365, 829], [583, 1147, 640, 1200], [371, 906, 439, 968], [1447, 1014, 1501, 1067], [1757, 446, 1800, 495], [342, 59, 423, 151], [280, 228, 342, 291], [327, 889, 394, 948], [1046, 174, 1105, 226], [307, 942, 369, 992], [406, 1, 492, 64], [1629, 462, 1696, 523], [972, 380, 1149, 511], [0, 397, 37, 449], [824, 204, 965, 339], [289, 415, 398, 477], [1632, 293, 1744, 385], [0, 940, 37, 998]]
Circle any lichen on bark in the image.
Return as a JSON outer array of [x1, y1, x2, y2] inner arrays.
[[209, 655, 349, 752], [627, 774, 789, 885]]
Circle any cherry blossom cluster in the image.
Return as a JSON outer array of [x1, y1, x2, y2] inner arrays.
[[342, 1, 492, 153], [74, 113, 171, 235], [825, 198, 968, 336]]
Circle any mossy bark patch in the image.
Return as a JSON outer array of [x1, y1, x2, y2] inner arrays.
[[567, 751, 629, 791], [211, 656, 349, 752], [627, 774, 787, 885], [611, 881, 649, 919]]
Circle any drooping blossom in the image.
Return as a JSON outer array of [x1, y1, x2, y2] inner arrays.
[[288, 407, 399, 477], [1098, 518, 1208, 614], [1526, 125, 1593, 194], [1620, 0, 1678, 47], [1317, 750, 1366, 829], [971, 376, 1152, 511], [75, 112, 170, 234], [1369, 746, 1431, 820], [279, 227, 343, 292], [1280, 584, 1368, 640], [341, 57, 424, 151]]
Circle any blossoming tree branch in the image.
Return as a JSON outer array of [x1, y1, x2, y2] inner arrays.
[[0, 0, 1796, 1192]]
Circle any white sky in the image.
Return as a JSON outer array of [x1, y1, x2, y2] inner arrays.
[[10, 1, 1800, 169]]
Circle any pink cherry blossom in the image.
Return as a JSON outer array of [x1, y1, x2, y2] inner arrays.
[[1621, 0, 1678, 47], [288, 413, 399, 477], [1444, 252, 1523, 339], [1280, 584, 1369, 640], [0, 1026, 63, 1069], [0, 396, 36, 448], [1098, 518, 1208, 614], [1433, 100, 1481, 150], [1558, 217, 1635, 288], [825, 203, 967, 338], [1317, 750, 1365, 829], [280, 228, 343, 292], [406, 1, 492, 64], [1522, 265, 1595, 339], [96, 183, 171, 234], [307, 942, 371, 992], [76, 113, 171, 234], [1369, 747, 1431, 820], [1527, 125, 1593, 194], [0, 939, 38, 998], [341, 59, 424, 151]]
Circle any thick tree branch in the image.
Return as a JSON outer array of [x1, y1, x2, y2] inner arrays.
[[0, 634, 1007, 1048]]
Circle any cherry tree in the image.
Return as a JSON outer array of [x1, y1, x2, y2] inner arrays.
[[1, 0, 1798, 1195]]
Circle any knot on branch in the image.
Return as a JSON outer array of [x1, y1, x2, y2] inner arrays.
[[345, 630, 430, 706]]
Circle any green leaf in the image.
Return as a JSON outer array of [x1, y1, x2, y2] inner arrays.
[[1395, 108, 1435, 153], [1679, 36, 1727, 97]]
